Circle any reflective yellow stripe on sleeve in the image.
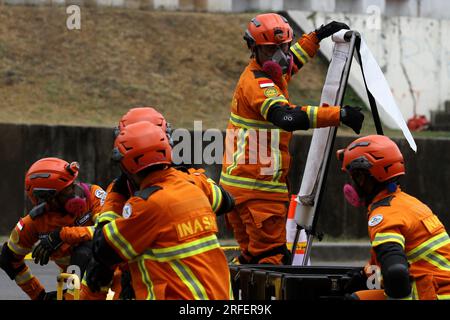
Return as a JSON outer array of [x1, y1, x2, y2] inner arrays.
[[95, 211, 122, 226], [305, 106, 319, 128], [14, 267, 33, 285], [207, 179, 223, 213], [290, 42, 310, 65], [7, 240, 31, 256], [372, 232, 405, 249], [260, 95, 289, 120], [104, 221, 138, 260], [87, 226, 95, 238]]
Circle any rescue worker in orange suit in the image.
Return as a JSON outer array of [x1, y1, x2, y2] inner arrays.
[[79, 107, 234, 300], [337, 135, 450, 300], [0, 158, 106, 300], [85, 121, 233, 300], [220, 13, 365, 264]]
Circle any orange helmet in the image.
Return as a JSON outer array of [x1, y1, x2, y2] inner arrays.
[[244, 13, 293, 47], [112, 121, 172, 174], [25, 157, 80, 204], [118, 107, 168, 132], [337, 135, 405, 182]]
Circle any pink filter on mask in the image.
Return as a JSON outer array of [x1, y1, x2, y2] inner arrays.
[[262, 60, 283, 85], [65, 197, 88, 216], [64, 183, 90, 216], [343, 183, 364, 207]]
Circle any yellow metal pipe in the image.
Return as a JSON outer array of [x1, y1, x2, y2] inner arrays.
[[57, 273, 80, 300]]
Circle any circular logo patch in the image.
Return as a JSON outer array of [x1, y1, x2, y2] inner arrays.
[[95, 189, 107, 206], [368, 214, 383, 227], [264, 87, 278, 98], [122, 203, 132, 219]]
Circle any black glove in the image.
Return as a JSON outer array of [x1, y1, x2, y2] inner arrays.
[[315, 21, 350, 41], [111, 173, 131, 199], [340, 105, 364, 134], [36, 289, 59, 300], [344, 267, 367, 293], [32, 229, 63, 266], [119, 270, 135, 300], [85, 258, 114, 293]]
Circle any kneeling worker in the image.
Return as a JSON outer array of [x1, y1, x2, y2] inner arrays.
[[337, 135, 450, 300]]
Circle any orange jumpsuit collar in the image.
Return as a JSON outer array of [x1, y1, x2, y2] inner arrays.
[[139, 167, 174, 190], [368, 185, 402, 211]]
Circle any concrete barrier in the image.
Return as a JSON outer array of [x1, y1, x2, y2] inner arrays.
[[1, 123, 449, 242]]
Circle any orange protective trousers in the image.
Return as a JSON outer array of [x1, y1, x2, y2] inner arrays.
[[227, 199, 287, 264]]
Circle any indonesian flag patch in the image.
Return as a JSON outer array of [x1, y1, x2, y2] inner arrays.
[[258, 79, 274, 88], [16, 219, 24, 231]]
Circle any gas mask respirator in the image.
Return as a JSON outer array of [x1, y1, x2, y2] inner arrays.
[[64, 183, 90, 216], [271, 48, 293, 75], [343, 183, 365, 208]]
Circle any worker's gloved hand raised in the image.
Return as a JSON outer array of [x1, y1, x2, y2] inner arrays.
[[340, 105, 364, 134], [32, 229, 63, 266], [85, 258, 114, 293], [315, 21, 350, 41]]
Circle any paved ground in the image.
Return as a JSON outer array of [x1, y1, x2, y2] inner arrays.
[[0, 260, 366, 300], [0, 262, 60, 300], [0, 237, 369, 300]]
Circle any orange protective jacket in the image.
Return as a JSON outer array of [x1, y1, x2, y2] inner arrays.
[[366, 187, 450, 300], [220, 32, 341, 204], [80, 168, 228, 300], [174, 167, 226, 214], [6, 184, 106, 300], [97, 167, 227, 224], [102, 167, 233, 300]]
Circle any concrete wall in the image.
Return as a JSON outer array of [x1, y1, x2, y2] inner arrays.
[[288, 10, 450, 127], [1, 123, 449, 241]]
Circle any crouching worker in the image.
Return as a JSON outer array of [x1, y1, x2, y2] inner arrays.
[[86, 121, 233, 300], [79, 106, 235, 300], [337, 135, 450, 300], [0, 158, 106, 300]]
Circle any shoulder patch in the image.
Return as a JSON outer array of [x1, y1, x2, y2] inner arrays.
[[122, 203, 132, 219], [370, 195, 395, 213], [369, 214, 384, 227], [258, 79, 275, 88], [94, 189, 107, 206], [29, 202, 48, 220], [264, 87, 278, 98], [134, 186, 162, 200]]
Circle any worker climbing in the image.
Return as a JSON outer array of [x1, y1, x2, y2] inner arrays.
[[220, 13, 365, 265]]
